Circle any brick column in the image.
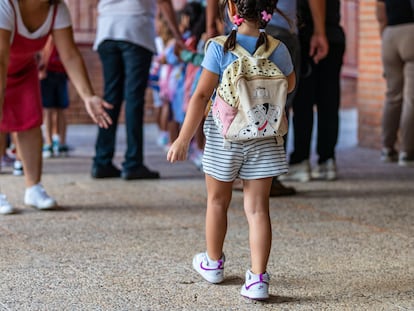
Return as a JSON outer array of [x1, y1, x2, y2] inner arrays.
[[357, 0, 385, 149]]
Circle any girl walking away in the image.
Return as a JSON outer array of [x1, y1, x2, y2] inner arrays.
[[167, 0, 295, 301]]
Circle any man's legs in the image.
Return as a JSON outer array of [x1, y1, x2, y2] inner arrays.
[[92, 40, 124, 177], [121, 42, 159, 179]]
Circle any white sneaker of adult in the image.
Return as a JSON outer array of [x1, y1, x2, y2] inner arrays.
[[24, 184, 58, 210], [240, 270, 270, 300], [398, 152, 414, 167], [192, 252, 225, 284], [0, 193, 15, 215], [279, 160, 311, 182], [312, 158, 337, 181]]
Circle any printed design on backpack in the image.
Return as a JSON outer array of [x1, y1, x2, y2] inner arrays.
[[209, 35, 288, 143]]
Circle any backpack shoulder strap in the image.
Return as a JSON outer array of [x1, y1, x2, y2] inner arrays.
[[206, 35, 252, 59], [205, 35, 226, 54], [253, 35, 280, 59]]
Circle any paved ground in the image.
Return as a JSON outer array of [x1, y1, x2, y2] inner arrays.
[[0, 109, 413, 310]]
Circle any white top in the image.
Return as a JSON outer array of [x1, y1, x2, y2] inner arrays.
[[0, 0, 71, 43], [93, 0, 157, 53]]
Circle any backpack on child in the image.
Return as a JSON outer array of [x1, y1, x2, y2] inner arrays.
[[208, 35, 288, 145]]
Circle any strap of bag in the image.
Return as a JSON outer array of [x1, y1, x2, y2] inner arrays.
[[207, 36, 251, 58], [206, 34, 280, 59], [254, 35, 280, 58]]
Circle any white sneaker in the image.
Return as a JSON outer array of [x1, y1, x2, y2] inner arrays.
[[192, 252, 225, 284], [240, 270, 270, 300], [13, 160, 23, 176], [381, 148, 398, 162], [0, 194, 15, 215], [279, 160, 311, 182], [312, 158, 337, 181], [398, 152, 414, 167], [24, 184, 58, 210]]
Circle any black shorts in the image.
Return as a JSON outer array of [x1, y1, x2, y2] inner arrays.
[[40, 71, 69, 109]]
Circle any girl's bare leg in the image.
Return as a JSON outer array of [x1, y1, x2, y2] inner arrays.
[[243, 177, 273, 274], [205, 174, 233, 260]]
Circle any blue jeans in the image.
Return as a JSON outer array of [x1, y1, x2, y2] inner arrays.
[[94, 40, 152, 171]]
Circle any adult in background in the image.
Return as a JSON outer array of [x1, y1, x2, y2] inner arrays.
[[376, 0, 414, 167], [0, 0, 112, 215], [92, 0, 183, 180], [280, 0, 345, 182], [264, 0, 328, 195]]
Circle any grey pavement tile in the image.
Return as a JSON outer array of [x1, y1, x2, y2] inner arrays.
[[1, 123, 414, 310]]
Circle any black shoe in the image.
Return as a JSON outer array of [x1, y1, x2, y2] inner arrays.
[[269, 178, 296, 197], [91, 164, 121, 178], [121, 165, 160, 180]]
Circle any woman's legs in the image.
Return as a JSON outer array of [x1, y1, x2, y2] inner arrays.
[[243, 177, 273, 275], [14, 127, 42, 187], [205, 174, 233, 260]]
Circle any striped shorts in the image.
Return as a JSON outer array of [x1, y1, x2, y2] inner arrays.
[[202, 114, 288, 182]]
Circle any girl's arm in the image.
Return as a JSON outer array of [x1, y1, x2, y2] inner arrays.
[[0, 29, 11, 122], [167, 68, 218, 163], [52, 26, 113, 128], [287, 71, 296, 94], [38, 35, 53, 80]]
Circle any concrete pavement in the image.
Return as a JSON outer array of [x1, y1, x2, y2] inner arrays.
[[0, 110, 413, 310]]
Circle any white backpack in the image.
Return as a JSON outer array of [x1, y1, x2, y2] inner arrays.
[[209, 35, 288, 145]]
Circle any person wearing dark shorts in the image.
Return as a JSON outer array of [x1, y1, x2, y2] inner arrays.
[[40, 39, 70, 158]]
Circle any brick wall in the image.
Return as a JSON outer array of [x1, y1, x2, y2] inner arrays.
[[357, 0, 385, 149], [66, 45, 101, 124]]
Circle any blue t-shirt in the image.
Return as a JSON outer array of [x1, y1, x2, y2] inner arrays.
[[202, 33, 293, 81], [268, 0, 298, 33]]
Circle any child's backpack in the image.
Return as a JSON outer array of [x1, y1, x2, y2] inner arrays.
[[208, 35, 288, 145]]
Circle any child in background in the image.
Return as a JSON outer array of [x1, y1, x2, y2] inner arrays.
[[167, 0, 295, 300], [156, 12, 182, 150], [38, 36, 70, 158], [151, 11, 173, 148], [178, 2, 206, 169]]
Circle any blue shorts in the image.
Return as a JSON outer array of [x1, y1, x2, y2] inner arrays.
[[40, 71, 69, 109]]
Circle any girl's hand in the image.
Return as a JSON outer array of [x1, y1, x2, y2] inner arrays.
[[167, 138, 189, 163], [84, 95, 113, 128]]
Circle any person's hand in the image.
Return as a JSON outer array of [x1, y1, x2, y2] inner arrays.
[[175, 38, 186, 51], [166, 138, 189, 163], [309, 33, 329, 64], [83, 95, 113, 128], [38, 67, 47, 80]]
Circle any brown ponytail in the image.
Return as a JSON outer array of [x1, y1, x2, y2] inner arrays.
[[223, 28, 237, 53]]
